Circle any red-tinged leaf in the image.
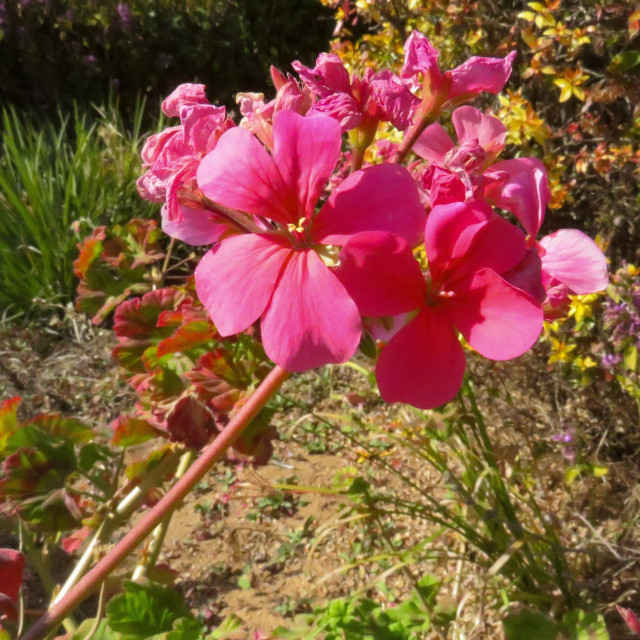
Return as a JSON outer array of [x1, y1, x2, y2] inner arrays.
[[232, 407, 278, 465], [73, 227, 106, 278], [114, 288, 186, 339], [157, 298, 210, 328], [113, 288, 187, 374], [75, 219, 164, 322], [186, 352, 244, 412], [0, 397, 20, 453], [166, 395, 218, 449], [61, 526, 92, 554], [617, 605, 640, 634], [124, 445, 174, 482], [156, 321, 217, 358], [0, 549, 24, 621], [22, 414, 93, 444], [110, 416, 161, 448]]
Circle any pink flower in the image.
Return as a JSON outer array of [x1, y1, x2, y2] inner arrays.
[[415, 106, 507, 205], [161, 83, 208, 117], [336, 201, 543, 408], [137, 84, 235, 240], [402, 31, 516, 116], [293, 54, 418, 132], [194, 110, 426, 372], [534, 229, 609, 317], [237, 66, 314, 149]]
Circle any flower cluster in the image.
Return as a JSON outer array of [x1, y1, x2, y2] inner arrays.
[[138, 30, 608, 410]]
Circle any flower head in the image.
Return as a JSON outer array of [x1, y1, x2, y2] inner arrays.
[[194, 110, 426, 371]]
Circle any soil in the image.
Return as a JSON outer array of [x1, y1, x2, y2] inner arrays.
[[1, 316, 640, 639]]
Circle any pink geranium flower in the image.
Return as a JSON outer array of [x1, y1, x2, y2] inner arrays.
[[137, 83, 235, 242], [415, 106, 507, 205], [194, 110, 426, 372], [293, 53, 418, 132], [402, 30, 516, 117], [336, 201, 543, 408]]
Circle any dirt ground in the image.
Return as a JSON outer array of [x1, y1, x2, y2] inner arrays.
[[1, 319, 640, 639]]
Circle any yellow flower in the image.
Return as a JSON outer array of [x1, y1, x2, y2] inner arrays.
[[553, 67, 589, 103], [548, 337, 576, 364], [574, 356, 597, 371], [568, 294, 598, 324]]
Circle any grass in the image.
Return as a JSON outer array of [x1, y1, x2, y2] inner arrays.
[[0, 100, 157, 319]]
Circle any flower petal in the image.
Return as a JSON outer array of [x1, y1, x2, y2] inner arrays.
[[445, 51, 516, 102], [484, 157, 549, 238], [451, 106, 506, 159], [413, 122, 455, 164], [376, 308, 466, 409], [272, 110, 342, 219], [196, 126, 293, 225], [195, 233, 291, 336], [538, 229, 608, 294], [313, 163, 426, 247], [337, 231, 426, 317], [425, 201, 492, 279], [261, 249, 361, 372], [161, 205, 232, 246], [445, 268, 543, 360]]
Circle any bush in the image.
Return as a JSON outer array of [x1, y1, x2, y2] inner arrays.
[[0, 0, 334, 117]]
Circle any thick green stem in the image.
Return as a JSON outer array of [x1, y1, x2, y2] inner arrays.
[[21, 366, 289, 640]]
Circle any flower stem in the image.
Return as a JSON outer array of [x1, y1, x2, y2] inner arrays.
[[21, 365, 289, 640], [131, 450, 194, 581], [392, 112, 434, 165]]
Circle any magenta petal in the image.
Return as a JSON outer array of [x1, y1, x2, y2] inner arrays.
[[425, 201, 492, 277], [401, 31, 440, 80], [484, 157, 549, 238], [446, 269, 543, 360], [369, 70, 420, 130], [445, 51, 516, 102], [161, 204, 231, 246], [161, 83, 208, 117], [538, 229, 608, 294], [261, 250, 361, 372], [313, 164, 426, 247], [413, 122, 455, 164], [376, 308, 466, 409], [451, 106, 506, 158], [309, 94, 362, 131], [337, 231, 426, 317], [272, 110, 342, 219], [196, 127, 293, 226], [195, 234, 291, 336], [450, 215, 528, 284]]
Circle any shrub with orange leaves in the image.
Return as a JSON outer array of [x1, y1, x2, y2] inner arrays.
[[320, 0, 640, 265]]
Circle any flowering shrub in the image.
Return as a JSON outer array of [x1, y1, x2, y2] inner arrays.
[[1, 16, 624, 640]]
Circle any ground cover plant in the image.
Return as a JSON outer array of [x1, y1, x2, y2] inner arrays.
[[0, 101, 156, 318], [2, 2, 640, 640]]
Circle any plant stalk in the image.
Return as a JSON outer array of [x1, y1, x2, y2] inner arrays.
[[21, 365, 289, 640]]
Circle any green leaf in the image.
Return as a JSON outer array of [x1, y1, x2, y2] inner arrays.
[[106, 581, 194, 639], [64, 619, 120, 640], [623, 345, 637, 372], [609, 51, 640, 74], [503, 609, 559, 640], [562, 610, 609, 639], [208, 614, 245, 639]]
